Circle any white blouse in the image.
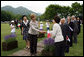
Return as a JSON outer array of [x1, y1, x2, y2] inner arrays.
[[50, 23, 64, 42], [23, 20, 28, 26]]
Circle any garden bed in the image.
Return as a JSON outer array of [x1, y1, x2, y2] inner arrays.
[[41, 49, 54, 56], [2, 40, 18, 51]]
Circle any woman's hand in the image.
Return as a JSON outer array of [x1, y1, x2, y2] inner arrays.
[[39, 31, 46, 33], [43, 31, 46, 33]]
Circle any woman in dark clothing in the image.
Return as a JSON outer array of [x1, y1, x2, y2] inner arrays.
[[21, 15, 30, 50]]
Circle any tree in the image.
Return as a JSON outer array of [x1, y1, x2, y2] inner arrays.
[[71, 2, 83, 16], [60, 6, 71, 18], [1, 10, 17, 21], [40, 2, 83, 20], [43, 4, 62, 20], [1, 10, 14, 21]]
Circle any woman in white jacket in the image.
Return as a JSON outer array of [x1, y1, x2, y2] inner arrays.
[[50, 15, 65, 56]]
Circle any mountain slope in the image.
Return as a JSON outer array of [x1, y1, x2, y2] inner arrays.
[[1, 6, 41, 16]]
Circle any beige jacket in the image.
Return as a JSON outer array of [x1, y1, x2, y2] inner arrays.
[[28, 20, 40, 35]]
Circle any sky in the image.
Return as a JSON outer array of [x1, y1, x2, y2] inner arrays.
[[1, 1, 83, 14]]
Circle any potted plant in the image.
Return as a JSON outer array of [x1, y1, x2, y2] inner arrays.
[[2, 34, 18, 51], [41, 38, 55, 56]]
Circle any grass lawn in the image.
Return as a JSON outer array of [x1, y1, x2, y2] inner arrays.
[[1, 23, 83, 56], [65, 24, 83, 56]]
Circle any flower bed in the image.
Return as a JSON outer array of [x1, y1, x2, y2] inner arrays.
[[41, 38, 55, 56], [2, 34, 18, 51]]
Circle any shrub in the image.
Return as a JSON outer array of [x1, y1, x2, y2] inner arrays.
[[43, 38, 55, 52], [4, 34, 17, 43]]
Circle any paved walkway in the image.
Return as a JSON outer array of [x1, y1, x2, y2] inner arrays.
[[8, 41, 44, 56]]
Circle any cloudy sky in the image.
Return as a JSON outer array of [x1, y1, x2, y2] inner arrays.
[[1, 1, 83, 14]]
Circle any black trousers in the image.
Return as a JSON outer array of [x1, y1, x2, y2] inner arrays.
[[63, 36, 70, 53], [70, 33, 73, 47], [29, 34, 38, 54], [54, 41, 65, 56], [73, 32, 77, 44], [65, 42, 70, 53]]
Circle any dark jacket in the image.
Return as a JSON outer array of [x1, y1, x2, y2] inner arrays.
[[60, 23, 71, 42], [68, 21, 74, 35], [73, 20, 79, 33], [22, 21, 30, 33]]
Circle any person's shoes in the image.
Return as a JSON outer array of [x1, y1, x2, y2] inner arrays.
[[28, 47, 30, 49], [34, 54, 37, 56], [24, 46, 30, 50], [33, 53, 37, 56], [30, 53, 37, 56], [24, 47, 28, 50], [27, 47, 30, 50], [30, 54, 33, 56], [30, 54, 35, 56], [65, 51, 69, 53]]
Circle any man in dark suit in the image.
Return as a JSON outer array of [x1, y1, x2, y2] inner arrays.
[[60, 18, 70, 53], [71, 16, 79, 44]]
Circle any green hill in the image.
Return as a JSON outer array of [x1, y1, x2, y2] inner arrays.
[[1, 6, 41, 16]]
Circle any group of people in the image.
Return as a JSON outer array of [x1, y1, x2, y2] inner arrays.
[[10, 13, 81, 56], [47, 15, 81, 56], [10, 13, 46, 56], [59, 16, 81, 56]]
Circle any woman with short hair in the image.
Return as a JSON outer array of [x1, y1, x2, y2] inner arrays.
[[50, 15, 65, 56], [28, 13, 45, 56]]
